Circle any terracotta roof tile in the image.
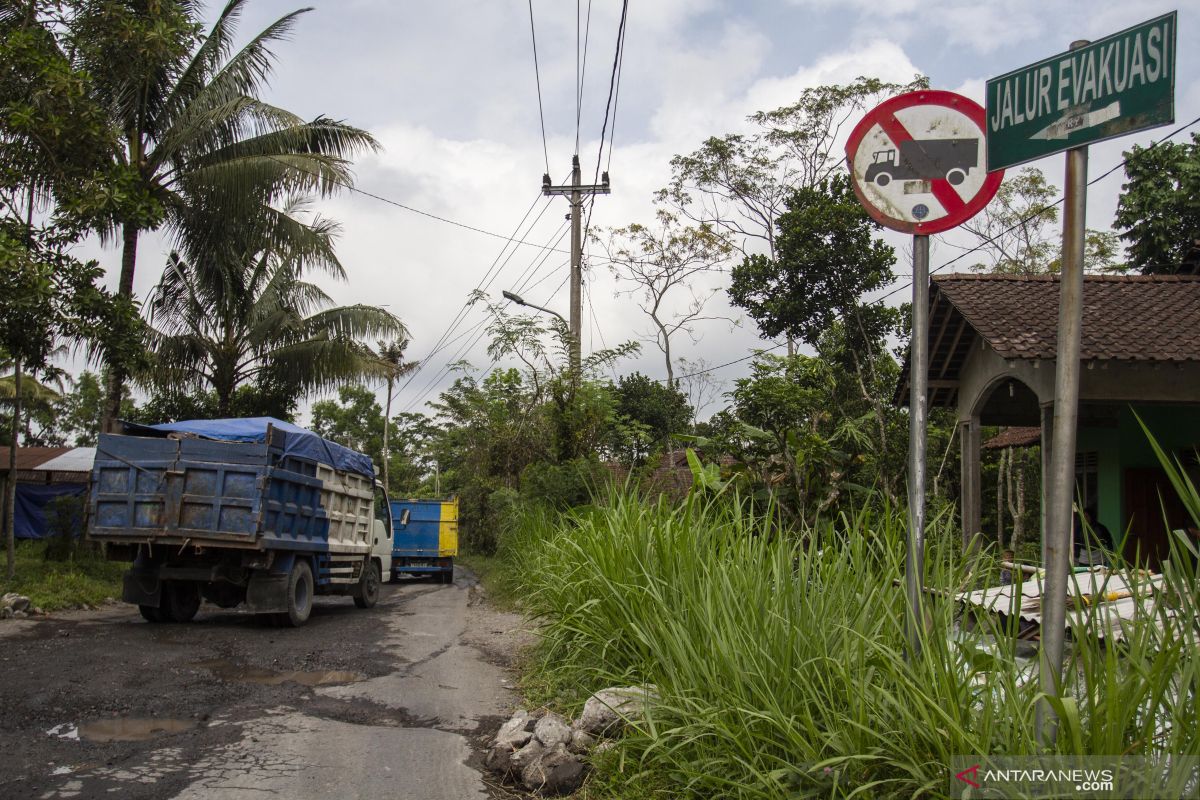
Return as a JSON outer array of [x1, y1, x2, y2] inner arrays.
[[934, 273, 1200, 362]]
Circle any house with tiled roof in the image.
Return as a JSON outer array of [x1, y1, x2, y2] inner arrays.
[[899, 273, 1200, 568]]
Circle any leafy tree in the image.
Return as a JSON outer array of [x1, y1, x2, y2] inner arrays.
[[311, 385, 384, 461], [727, 353, 869, 526], [144, 201, 403, 416], [1115, 133, 1200, 275], [0, 221, 130, 578], [729, 174, 896, 353], [609, 372, 691, 465], [598, 210, 732, 384], [659, 76, 924, 353], [376, 337, 417, 492], [963, 166, 1120, 274], [51, 0, 380, 426]]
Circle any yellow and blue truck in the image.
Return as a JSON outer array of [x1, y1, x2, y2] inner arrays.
[[389, 498, 458, 584]]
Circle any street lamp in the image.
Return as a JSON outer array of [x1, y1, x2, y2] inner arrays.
[[501, 290, 567, 326]]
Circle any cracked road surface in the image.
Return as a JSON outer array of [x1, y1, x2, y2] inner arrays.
[[0, 568, 530, 799]]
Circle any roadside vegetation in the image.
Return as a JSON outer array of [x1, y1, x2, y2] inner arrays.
[[1, 539, 123, 611], [498, 477, 1197, 799]]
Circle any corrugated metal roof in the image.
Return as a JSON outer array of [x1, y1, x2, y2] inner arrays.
[[957, 568, 1173, 641], [35, 447, 96, 473], [0, 447, 74, 471]]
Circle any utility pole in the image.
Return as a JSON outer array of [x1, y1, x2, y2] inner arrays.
[[542, 155, 610, 376]]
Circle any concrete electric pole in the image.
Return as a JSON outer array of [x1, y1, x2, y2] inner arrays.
[[542, 155, 610, 375]]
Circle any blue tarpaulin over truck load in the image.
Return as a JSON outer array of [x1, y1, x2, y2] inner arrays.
[[122, 417, 375, 481]]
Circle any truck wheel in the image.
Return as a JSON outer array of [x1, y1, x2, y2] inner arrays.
[[441, 567, 454, 585], [164, 582, 201, 623], [874, 172, 891, 187], [354, 561, 380, 609], [139, 604, 166, 623], [946, 168, 966, 186], [283, 560, 314, 627]]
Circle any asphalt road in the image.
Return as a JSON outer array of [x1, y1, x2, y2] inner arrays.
[[0, 568, 530, 799]]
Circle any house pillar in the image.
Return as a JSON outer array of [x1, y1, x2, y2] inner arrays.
[[960, 416, 982, 554]]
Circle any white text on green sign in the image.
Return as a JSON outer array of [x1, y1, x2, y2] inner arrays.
[[985, 12, 1175, 170]]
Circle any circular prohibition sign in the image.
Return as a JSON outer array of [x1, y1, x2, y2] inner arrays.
[[845, 90, 1004, 235]]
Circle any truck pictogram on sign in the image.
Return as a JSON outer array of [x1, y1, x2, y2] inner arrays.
[[865, 138, 979, 186], [845, 90, 1003, 235]]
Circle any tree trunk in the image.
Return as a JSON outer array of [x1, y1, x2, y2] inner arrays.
[[216, 383, 232, 418], [996, 447, 1007, 549], [6, 359, 22, 580], [101, 222, 140, 433], [1008, 449, 1026, 553], [382, 377, 393, 491]]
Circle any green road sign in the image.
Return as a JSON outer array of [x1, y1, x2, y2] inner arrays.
[[986, 12, 1176, 171]]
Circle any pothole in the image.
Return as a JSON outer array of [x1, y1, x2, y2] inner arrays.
[[78, 717, 198, 743], [193, 658, 363, 687]]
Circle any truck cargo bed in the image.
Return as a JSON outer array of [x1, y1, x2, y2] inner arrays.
[[90, 431, 373, 554]]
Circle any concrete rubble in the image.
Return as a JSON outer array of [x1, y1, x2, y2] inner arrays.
[[485, 685, 656, 796]]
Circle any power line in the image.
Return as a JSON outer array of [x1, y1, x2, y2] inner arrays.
[[262, 154, 570, 256], [391, 193, 554, 401], [527, 0, 550, 175]]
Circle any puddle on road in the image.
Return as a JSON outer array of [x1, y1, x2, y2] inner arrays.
[[78, 717, 197, 742], [193, 658, 363, 687]]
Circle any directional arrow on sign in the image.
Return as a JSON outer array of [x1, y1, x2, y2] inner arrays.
[[1031, 101, 1122, 141]]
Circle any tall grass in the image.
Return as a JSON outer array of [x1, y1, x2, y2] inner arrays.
[[501, 491, 1197, 798]]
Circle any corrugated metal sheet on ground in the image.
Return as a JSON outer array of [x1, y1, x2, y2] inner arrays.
[[956, 568, 1175, 641]]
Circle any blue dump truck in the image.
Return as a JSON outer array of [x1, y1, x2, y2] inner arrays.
[[390, 498, 458, 584], [87, 417, 393, 627]]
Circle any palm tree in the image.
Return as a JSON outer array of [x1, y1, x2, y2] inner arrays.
[[145, 199, 404, 417], [375, 338, 417, 491], [65, 0, 379, 427]]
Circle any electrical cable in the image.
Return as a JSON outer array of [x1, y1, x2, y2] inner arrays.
[[527, 0, 551, 175], [261, 154, 570, 256]]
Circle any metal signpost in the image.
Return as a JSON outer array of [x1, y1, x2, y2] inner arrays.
[[846, 91, 1003, 657], [984, 14, 1176, 745]]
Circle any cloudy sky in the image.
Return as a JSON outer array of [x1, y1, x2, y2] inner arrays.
[[89, 0, 1200, 422]]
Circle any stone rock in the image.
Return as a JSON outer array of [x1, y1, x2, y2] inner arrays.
[[485, 743, 516, 775], [2, 593, 30, 613], [567, 729, 595, 754], [12, 610, 27, 619], [591, 740, 616, 756], [521, 743, 586, 796], [509, 738, 545, 776], [576, 685, 656, 736], [0, 607, 12, 620], [532, 711, 572, 748], [495, 710, 535, 749]]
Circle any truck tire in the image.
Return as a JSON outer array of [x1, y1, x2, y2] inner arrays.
[[164, 581, 201, 623], [874, 172, 891, 187], [946, 168, 966, 186], [440, 567, 454, 585], [353, 561, 380, 609], [139, 604, 166, 623], [282, 560, 314, 627]]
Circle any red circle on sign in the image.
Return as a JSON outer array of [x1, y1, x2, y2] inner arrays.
[[845, 90, 1003, 235]]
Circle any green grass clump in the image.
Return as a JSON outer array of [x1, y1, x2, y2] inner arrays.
[[499, 492, 1198, 799], [2, 539, 125, 612]]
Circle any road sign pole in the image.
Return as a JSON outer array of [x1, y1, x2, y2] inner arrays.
[[1037, 39, 1090, 747], [906, 233, 930, 658]]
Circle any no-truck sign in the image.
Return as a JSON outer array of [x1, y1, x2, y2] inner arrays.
[[845, 90, 1004, 235]]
